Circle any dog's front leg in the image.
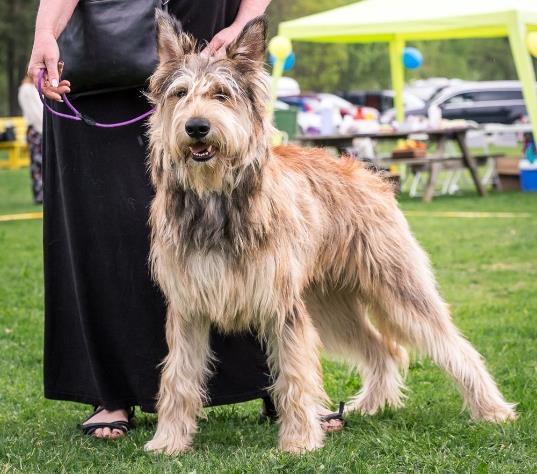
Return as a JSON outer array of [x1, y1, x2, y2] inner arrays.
[[145, 311, 211, 455], [266, 300, 329, 454]]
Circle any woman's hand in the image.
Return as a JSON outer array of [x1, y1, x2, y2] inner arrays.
[[204, 24, 243, 57], [28, 29, 71, 101], [203, 0, 271, 57]]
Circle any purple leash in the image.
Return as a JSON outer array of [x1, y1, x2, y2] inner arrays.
[[38, 68, 155, 128]]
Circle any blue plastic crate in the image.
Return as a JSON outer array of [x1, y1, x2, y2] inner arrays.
[[520, 160, 537, 192]]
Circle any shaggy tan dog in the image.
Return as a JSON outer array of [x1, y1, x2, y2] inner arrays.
[[145, 12, 516, 455]]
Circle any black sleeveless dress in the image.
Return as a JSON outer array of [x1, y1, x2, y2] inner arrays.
[[43, 0, 270, 412]]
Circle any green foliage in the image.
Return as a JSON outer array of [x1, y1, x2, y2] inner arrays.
[[406, 38, 518, 83], [340, 43, 392, 91], [0, 0, 39, 115]]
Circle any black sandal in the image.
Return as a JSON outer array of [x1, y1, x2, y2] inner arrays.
[[259, 398, 346, 426], [259, 397, 279, 423], [79, 406, 135, 436], [320, 401, 346, 425]]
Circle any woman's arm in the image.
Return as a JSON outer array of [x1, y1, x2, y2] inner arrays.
[[28, 0, 78, 101], [205, 0, 272, 56]]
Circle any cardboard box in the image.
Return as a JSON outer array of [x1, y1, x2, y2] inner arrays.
[[496, 157, 520, 191]]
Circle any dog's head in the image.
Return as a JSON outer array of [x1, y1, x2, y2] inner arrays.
[[148, 11, 272, 193]]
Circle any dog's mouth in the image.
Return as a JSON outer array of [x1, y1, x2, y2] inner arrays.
[[189, 143, 216, 162]]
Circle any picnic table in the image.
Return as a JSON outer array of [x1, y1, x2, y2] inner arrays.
[[295, 126, 487, 202]]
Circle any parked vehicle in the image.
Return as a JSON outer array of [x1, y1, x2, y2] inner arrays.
[[338, 90, 424, 114], [405, 77, 464, 102], [317, 93, 357, 117], [274, 100, 290, 110], [277, 93, 379, 135], [278, 94, 322, 113], [279, 93, 378, 118], [381, 81, 528, 124], [277, 77, 300, 97]]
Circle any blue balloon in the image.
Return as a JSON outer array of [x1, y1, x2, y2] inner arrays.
[[403, 47, 423, 70], [283, 52, 296, 71], [269, 52, 296, 71]]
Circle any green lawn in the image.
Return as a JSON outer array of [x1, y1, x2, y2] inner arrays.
[[1, 169, 536, 473]]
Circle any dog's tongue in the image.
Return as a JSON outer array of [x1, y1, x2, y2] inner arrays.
[[190, 143, 209, 154]]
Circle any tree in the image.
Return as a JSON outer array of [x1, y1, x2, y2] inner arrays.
[[0, 0, 38, 116]]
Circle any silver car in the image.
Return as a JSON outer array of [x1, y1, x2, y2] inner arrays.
[[381, 81, 527, 125]]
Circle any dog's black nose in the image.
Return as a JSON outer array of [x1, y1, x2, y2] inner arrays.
[[185, 118, 211, 139]]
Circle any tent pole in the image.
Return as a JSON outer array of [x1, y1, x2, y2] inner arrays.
[[507, 13, 537, 141], [389, 36, 406, 124]]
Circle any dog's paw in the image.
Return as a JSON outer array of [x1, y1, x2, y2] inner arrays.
[[279, 439, 324, 454], [472, 403, 517, 423], [144, 436, 192, 455], [278, 430, 325, 454]]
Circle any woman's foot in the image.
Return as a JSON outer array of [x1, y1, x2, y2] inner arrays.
[[260, 398, 345, 433], [318, 407, 345, 433], [81, 407, 130, 439]]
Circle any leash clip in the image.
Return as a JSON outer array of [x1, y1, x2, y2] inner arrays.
[[78, 113, 97, 127]]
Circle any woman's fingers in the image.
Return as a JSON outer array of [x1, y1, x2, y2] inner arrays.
[[41, 78, 71, 101], [42, 88, 62, 101], [44, 56, 60, 88]]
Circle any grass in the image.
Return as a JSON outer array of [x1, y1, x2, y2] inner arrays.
[[0, 168, 536, 473]]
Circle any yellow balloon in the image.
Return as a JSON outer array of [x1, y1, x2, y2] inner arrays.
[[268, 36, 292, 60], [527, 32, 537, 57]]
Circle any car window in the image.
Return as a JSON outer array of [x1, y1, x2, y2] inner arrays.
[[443, 92, 476, 105], [472, 90, 523, 101], [443, 89, 523, 106]]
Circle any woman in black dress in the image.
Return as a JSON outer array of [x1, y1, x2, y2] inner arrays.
[[28, 0, 272, 439]]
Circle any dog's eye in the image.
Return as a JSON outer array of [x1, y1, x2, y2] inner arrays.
[[215, 93, 228, 103], [175, 89, 188, 99]]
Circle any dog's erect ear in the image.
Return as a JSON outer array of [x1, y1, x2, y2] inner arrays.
[[226, 16, 267, 65], [155, 9, 194, 63]]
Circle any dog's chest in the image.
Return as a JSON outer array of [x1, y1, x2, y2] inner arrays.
[[155, 187, 282, 325], [173, 249, 280, 329]]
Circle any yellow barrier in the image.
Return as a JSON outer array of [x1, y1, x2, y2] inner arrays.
[[0, 116, 30, 170]]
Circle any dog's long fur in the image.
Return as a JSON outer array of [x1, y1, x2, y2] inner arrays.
[[145, 12, 516, 455]]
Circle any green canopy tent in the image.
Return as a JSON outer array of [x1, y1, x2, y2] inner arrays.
[[278, 0, 537, 138]]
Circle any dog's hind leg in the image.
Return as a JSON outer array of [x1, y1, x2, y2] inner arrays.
[[359, 218, 516, 422], [265, 300, 329, 453], [145, 312, 211, 455], [306, 289, 406, 415]]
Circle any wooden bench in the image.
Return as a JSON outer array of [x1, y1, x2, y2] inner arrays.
[[0, 117, 30, 170], [376, 152, 504, 167], [376, 153, 506, 197]]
